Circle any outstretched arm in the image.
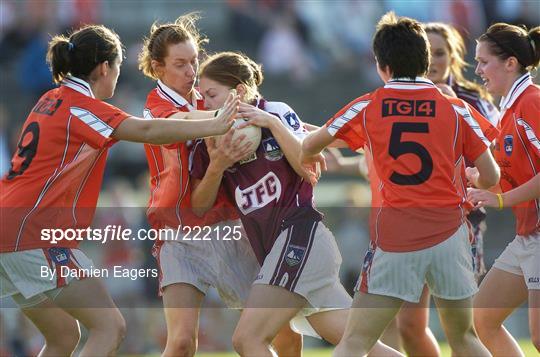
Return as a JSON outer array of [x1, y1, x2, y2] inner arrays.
[[112, 94, 238, 144]]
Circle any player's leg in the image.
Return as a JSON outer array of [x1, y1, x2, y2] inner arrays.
[[434, 296, 490, 356], [232, 284, 306, 356], [530, 289, 540, 353], [333, 292, 403, 357], [271, 322, 303, 357], [160, 283, 205, 357], [473, 267, 527, 356], [379, 318, 403, 353], [305, 307, 402, 356], [52, 277, 127, 357], [19, 297, 80, 356], [397, 285, 440, 356]]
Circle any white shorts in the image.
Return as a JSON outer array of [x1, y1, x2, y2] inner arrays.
[[492, 232, 540, 290], [254, 221, 352, 310], [153, 220, 259, 308], [357, 223, 478, 303], [0, 247, 94, 308]]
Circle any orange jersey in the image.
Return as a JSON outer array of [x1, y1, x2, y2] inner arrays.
[[143, 81, 237, 229], [493, 73, 540, 236], [326, 77, 497, 252], [1, 76, 130, 252]]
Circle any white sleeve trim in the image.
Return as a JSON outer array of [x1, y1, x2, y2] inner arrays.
[[327, 101, 370, 136], [452, 103, 490, 147], [70, 107, 114, 138]]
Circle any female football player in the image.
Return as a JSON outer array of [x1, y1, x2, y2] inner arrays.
[[470, 22, 540, 355], [0, 24, 237, 356], [138, 14, 302, 356], [191, 51, 401, 356], [395, 22, 500, 357]]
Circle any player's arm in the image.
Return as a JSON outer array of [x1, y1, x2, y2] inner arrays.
[[191, 132, 251, 216], [466, 149, 500, 189], [168, 109, 218, 120], [303, 123, 348, 148], [112, 95, 238, 144], [239, 103, 321, 183], [469, 173, 540, 208], [300, 126, 338, 167]]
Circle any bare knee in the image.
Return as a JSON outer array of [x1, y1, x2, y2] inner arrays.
[[232, 326, 271, 355], [473, 309, 495, 337], [272, 328, 302, 355], [87, 310, 126, 351], [165, 333, 197, 357], [44, 321, 80, 354], [398, 313, 425, 340]]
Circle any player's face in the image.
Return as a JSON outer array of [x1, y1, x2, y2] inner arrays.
[[159, 39, 198, 100], [475, 41, 509, 97], [98, 46, 123, 100], [427, 33, 451, 84], [199, 76, 233, 110]]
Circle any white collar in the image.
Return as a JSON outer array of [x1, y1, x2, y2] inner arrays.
[[384, 77, 436, 90], [156, 80, 202, 110], [499, 72, 533, 110], [62, 75, 95, 98]]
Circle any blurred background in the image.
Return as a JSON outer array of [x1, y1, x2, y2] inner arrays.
[[0, 0, 538, 355]]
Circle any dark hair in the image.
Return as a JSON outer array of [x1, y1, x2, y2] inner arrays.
[[47, 25, 122, 84], [199, 51, 263, 102], [373, 12, 429, 78], [139, 12, 208, 80], [424, 22, 492, 102], [478, 23, 540, 72]]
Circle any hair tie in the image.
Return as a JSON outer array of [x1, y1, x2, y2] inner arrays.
[[68, 42, 75, 52]]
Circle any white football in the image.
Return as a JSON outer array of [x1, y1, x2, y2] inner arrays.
[[218, 118, 261, 155]]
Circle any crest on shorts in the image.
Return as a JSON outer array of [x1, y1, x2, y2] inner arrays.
[[48, 247, 70, 265], [285, 244, 305, 266], [263, 138, 283, 161], [504, 135, 513, 156], [362, 247, 374, 273]]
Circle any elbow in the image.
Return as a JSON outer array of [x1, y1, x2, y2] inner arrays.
[[479, 167, 500, 189]]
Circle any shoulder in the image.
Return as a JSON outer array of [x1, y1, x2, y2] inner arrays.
[[516, 85, 540, 111]]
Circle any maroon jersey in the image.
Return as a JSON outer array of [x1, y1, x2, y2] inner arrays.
[[191, 99, 322, 263]]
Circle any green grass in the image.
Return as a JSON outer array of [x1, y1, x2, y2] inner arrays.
[[127, 339, 536, 356], [190, 339, 537, 356]]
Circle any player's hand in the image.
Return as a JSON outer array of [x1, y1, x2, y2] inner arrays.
[[323, 148, 343, 173], [206, 128, 252, 171], [215, 93, 239, 134], [465, 167, 480, 187], [436, 83, 457, 97], [237, 103, 278, 129], [300, 151, 326, 186], [467, 188, 499, 208]]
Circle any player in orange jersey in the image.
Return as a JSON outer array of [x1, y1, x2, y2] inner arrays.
[[137, 14, 302, 357], [393, 21, 501, 357], [469, 23, 540, 355], [0, 25, 237, 356], [301, 12, 499, 356]]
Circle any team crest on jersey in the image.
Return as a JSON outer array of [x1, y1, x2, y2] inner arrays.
[[504, 135, 513, 156], [48, 247, 70, 265], [284, 112, 300, 130], [285, 244, 306, 267], [262, 138, 283, 161]]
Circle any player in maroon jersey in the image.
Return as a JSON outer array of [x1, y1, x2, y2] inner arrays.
[[191, 51, 401, 356]]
